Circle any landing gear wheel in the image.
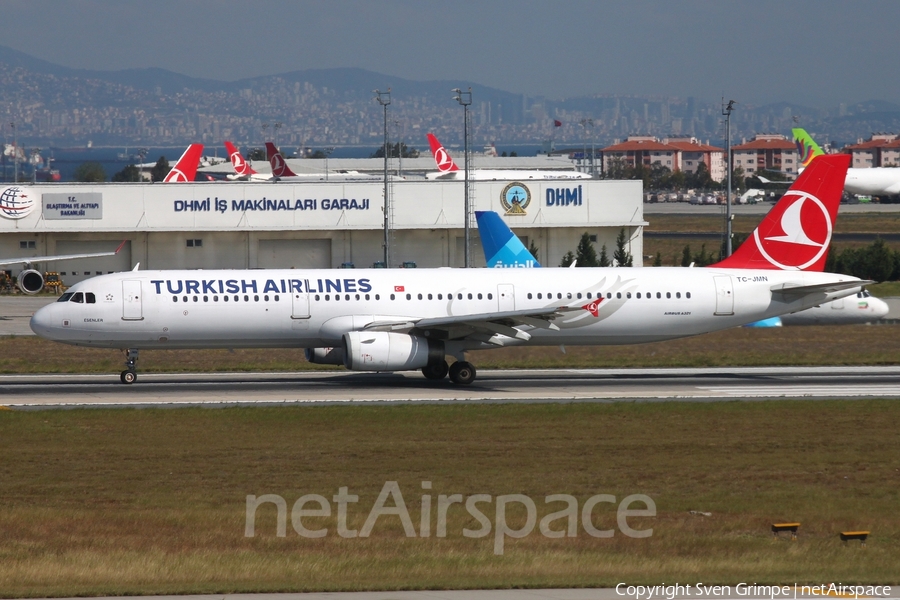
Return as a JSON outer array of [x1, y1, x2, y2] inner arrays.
[[422, 360, 450, 380], [121, 348, 139, 384], [448, 361, 476, 385]]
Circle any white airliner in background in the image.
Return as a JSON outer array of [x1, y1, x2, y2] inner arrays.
[[1, 241, 126, 294], [425, 133, 591, 180], [265, 143, 379, 181], [31, 155, 867, 385], [794, 128, 900, 196]]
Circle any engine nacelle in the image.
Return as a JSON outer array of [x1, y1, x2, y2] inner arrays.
[[17, 269, 44, 294], [342, 331, 444, 372], [304, 347, 345, 365]]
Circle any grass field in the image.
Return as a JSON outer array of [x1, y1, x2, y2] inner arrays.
[[1, 401, 898, 596], [1, 323, 899, 375]]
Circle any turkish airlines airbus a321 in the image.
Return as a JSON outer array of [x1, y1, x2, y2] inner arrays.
[[31, 155, 865, 385]]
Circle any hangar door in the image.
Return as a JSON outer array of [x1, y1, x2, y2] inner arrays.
[[54, 240, 133, 284], [258, 239, 332, 269]]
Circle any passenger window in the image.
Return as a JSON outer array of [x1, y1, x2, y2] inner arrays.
[[438, 293, 443, 300], [607, 293, 612, 299], [428, 294, 433, 300], [418, 293, 423, 300], [71, 292, 84, 303], [193, 296, 198, 302], [203, 296, 208, 302], [527, 293, 533, 299], [557, 293, 562, 299], [183, 296, 188, 302], [325, 294, 331, 301], [676, 292, 681, 299], [686, 292, 691, 299], [275, 295, 280, 301], [406, 293, 411, 300], [234, 295, 240, 302], [244, 295, 250, 302], [375, 294, 380, 300], [458, 293, 463, 300], [365, 294, 370, 300], [587, 292, 592, 299], [567, 293, 572, 299], [390, 294, 395, 300], [224, 296, 229, 302], [577, 293, 582, 299], [537, 293, 542, 299], [214, 296, 219, 302], [254, 295, 259, 302], [666, 292, 671, 299], [626, 292, 631, 299], [467, 293, 473, 300], [656, 292, 661, 299], [636, 293, 641, 299], [616, 292, 621, 299], [478, 293, 482, 300], [488, 293, 493, 300], [172, 296, 178, 302], [264, 295, 269, 301], [335, 295, 340, 301]]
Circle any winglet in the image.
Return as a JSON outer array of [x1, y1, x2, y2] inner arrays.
[[427, 133, 460, 172], [792, 128, 826, 168], [710, 154, 850, 271], [224, 141, 257, 176], [163, 144, 204, 182], [265, 142, 297, 177], [475, 211, 541, 268]]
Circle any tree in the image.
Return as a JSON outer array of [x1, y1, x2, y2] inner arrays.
[[248, 148, 265, 161], [150, 156, 170, 182], [527, 240, 540, 263], [559, 250, 576, 267], [613, 228, 633, 266], [371, 142, 419, 159], [73, 161, 106, 182], [112, 164, 141, 182], [575, 232, 599, 267], [598, 244, 611, 267], [653, 252, 662, 266], [681, 244, 692, 267]]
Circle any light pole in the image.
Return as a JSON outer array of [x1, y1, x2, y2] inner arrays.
[[394, 119, 403, 177], [580, 118, 595, 177], [374, 88, 392, 267], [722, 99, 736, 257], [453, 87, 472, 267], [324, 146, 335, 181], [273, 122, 282, 147], [10, 122, 17, 183]]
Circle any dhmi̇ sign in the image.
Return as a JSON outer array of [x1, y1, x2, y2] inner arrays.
[[43, 193, 103, 219]]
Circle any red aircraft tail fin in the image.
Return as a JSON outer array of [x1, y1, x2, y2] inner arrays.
[[265, 142, 297, 177], [163, 144, 204, 182], [710, 154, 850, 271], [224, 141, 257, 176], [427, 133, 459, 172]]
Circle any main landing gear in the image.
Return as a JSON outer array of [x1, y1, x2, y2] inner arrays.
[[420, 359, 477, 384], [120, 348, 138, 384]]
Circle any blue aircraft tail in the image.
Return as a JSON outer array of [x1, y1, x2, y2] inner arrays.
[[475, 211, 541, 268]]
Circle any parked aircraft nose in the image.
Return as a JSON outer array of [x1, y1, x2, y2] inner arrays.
[[869, 297, 890, 319]]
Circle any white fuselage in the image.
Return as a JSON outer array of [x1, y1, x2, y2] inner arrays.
[[30, 267, 863, 351], [426, 170, 591, 181], [844, 168, 900, 196], [781, 291, 889, 325]]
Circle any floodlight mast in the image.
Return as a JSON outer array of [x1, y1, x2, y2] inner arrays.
[[453, 87, 472, 267], [722, 99, 736, 257], [375, 88, 392, 267]]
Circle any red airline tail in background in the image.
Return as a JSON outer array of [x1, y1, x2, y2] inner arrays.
[[163, 144, 204, 182], [427, 133, 460, 172], [265, 142, 297, 177], [711, 154, 850, 271], [224, 141, 257, 177]]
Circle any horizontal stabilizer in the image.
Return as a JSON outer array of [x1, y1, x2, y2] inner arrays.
[[771, 280, 873, 297]]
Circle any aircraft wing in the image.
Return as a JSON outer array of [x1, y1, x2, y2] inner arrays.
[[0, 240, 127, 268], [362, 305, 580, 343]]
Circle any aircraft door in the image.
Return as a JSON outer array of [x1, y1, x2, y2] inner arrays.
[[122, 280, 143, 320], [713, 276, 734, 316], [292, 290, 310, 319], [498, 284, 515, 312]]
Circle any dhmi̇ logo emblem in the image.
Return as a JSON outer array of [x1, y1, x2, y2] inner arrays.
[[500, 182, 531, 215], [0, 186, 35, 219], [755, 190, 831, 270]]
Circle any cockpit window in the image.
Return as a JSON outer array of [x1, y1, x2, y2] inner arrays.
[[58, 292, 73, 302], [86, 292, 96, 304], [70, 292, 84, 303]]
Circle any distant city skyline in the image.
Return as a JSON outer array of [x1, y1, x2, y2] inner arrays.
[[1, 0, 898, 108]]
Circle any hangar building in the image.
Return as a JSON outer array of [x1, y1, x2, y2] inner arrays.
[[0, 178, 644, 287]]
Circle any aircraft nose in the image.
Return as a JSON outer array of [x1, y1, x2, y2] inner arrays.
[[30, 304, 61, 339], [871, 297, 890, 319]]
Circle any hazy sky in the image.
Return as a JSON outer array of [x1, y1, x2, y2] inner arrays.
[[2, 0, 898, 108]]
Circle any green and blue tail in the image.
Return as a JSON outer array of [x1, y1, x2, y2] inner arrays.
[[792, 128, 826, 168], [475, 211, 541, 268]]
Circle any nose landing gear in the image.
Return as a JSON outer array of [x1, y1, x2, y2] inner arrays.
[[120, 348, 138, 384]]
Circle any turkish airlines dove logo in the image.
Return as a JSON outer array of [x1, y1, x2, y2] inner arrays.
[[231, 151, 246, 173], [434, 146, 455, 172], [582, 299, 602, 317], [272, 154, 286, 176], [754, 191, 831, 270], [163, 169, 188, 182]]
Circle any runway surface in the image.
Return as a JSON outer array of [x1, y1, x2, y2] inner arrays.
[[3, 366, 900, 409]]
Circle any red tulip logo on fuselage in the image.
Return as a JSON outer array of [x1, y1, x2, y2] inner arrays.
[[754, 191, 831, 270]]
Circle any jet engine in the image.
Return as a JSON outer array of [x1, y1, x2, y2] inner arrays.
[[342, 331, 444, 372], [17, 269, 44, 294], [304, 347, 345, 365]]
